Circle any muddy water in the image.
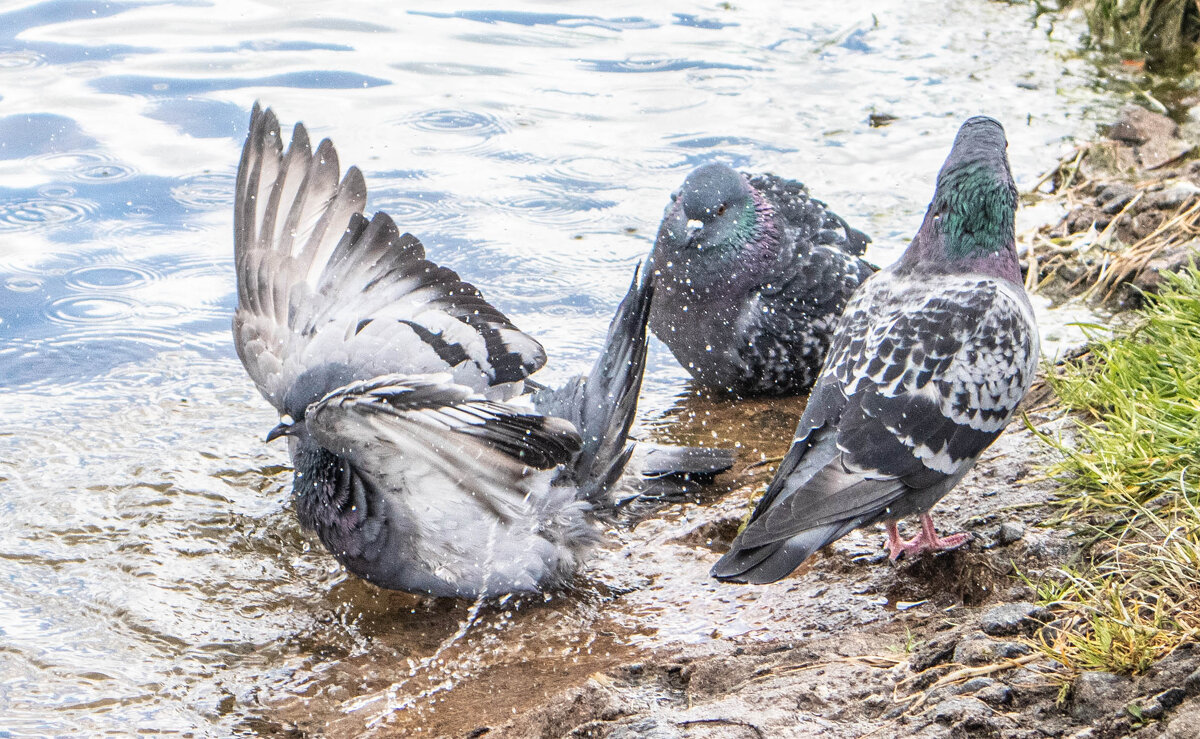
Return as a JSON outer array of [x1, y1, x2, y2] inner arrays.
[[0, 1, 1123, 735]]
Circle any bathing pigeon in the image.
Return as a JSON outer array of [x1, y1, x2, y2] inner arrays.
[[712, 116, 1039, 583], [648, 163, 875, 396], [233, 104, 730, 598]]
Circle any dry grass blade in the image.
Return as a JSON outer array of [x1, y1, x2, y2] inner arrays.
[[897, 653, 1043, 714]]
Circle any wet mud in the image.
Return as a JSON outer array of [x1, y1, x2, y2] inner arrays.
[[239, 378, 1200, 738]]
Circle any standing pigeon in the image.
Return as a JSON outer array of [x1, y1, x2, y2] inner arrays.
[[233, 104, 729, 598], [648, 163, 876, 396], [711, 116, 1039, 583]]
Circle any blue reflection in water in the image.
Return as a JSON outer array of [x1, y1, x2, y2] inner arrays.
[[91, 71, 391, 96], [0, 115, 98, 159], [0, 0, 154, 63], [145, 99, 249, 140]]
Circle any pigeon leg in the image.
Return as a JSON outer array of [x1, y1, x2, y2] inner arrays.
[[885, 520, 910, 560], [885, 515, 971, 560]]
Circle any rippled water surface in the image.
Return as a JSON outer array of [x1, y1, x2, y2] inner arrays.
[[0, 1, 1119, 735]]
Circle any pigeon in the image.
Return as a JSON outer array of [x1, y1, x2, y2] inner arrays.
[[648, 163, 876, 396], [233, 104, 731, 598], [711, 116, 1040, 583]]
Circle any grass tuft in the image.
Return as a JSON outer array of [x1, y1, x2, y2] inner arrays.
[[1069, 0, 1200, 71], [1036, 266, 1200, 673]]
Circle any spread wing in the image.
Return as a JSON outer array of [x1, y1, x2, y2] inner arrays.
[[714, 272, 1039, 581], [232, 103, 546, 418], [305, 375, 581, 503]]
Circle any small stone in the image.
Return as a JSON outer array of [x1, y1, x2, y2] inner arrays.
[[1071, 671, 1133, 722], [1095, 182, 1138, 205], [980, 602, 1049, 636], [1156, 687, 1187, 711], [960, 677, 999, 693], [910, 634, 958, 672], [952, 638, 1028, 666], [1099, 189, 1137, 215], [975, 683, 1014, 707], [929, 696, 992, 725], [1184, 667, 1200, 696], [1145, 182, 1200, 210], [1108, 106, 1178, 145], [996, 521, 1026, 545]]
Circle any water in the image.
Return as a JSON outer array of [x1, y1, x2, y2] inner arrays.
[[0, 1, 1122, 734]]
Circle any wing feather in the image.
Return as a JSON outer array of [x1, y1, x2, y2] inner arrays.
[[232, 104, 547, 415]]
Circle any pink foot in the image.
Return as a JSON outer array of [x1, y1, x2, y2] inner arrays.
[[885, 514, 971, 561]]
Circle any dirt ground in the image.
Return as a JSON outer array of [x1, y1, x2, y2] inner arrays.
[[471, 386, 1200, 739]]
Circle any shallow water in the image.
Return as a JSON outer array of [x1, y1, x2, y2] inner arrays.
[[0, 1, 1123, 734]]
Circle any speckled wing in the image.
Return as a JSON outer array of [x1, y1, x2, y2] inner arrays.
[[306, 374, 581, 496], [714, 271, 1039, 581], [748, 173, 871, 256], [731, 243, 876, 395], [232, 103, 546, 417]]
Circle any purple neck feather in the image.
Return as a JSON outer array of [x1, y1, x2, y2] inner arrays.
[[898, 210, 1023, 287]]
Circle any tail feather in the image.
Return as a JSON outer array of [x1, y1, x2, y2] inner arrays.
[[639, 444, 735, 481], [710, 519, 860, 583], [534, 266, 653, 503]]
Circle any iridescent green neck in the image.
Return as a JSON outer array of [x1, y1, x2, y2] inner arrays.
[[935, 161, 1016, 259]]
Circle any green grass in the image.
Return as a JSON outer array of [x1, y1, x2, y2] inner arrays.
[[1036, 266, 1200, 673]]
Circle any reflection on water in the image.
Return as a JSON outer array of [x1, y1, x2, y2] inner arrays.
[[0, 0, 1119, 734]]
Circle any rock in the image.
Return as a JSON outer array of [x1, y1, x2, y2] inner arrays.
[[1071, 671, 1133, 722], [910, 633, 959, 672], [975, 683, 1014, 708], [1155, 687, 1187, 712], [953, 638, 1030, 666], [607, 717, 683, 738], [996, 521, 1026, 545], [929, 696, 993, 725], [1062, 205, 1107, 235], [1146, 182, 1200, 210], [1097, 183, 1138, 214], [1105, 106, 1193, 171], [1108, 106, 1178, 145], [1184, 667, 1200, 697], [1165, 696, 1200, 737], [1142, 138, 1194, 171], [1133, 242, 1200, 294], [685, 656, 758, 701], [979, 602, 1049, 636]]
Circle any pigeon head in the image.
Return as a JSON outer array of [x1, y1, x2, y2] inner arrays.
[[901, 116, 1020, 283], [656, 163, 763, 263]]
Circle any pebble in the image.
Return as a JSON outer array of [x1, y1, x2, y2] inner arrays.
[[953, 638, 1030, 666], [1070, 671, 1132, 722], [1145, 182, 1200, 210], [979, 601, 1050, 636], [996, 521, 1026, 545]]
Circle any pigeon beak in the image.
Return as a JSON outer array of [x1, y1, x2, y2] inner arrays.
[[686, 219, 703, 230], [266, 416, 296, 442]]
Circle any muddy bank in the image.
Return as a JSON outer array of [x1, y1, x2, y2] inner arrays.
[[468, 394, 1200, 738], [467, 112, 1200, 738], [1025, 105, 1200, 308]]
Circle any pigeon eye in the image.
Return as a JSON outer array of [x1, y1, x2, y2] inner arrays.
[[717, 204, 726, 216]]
